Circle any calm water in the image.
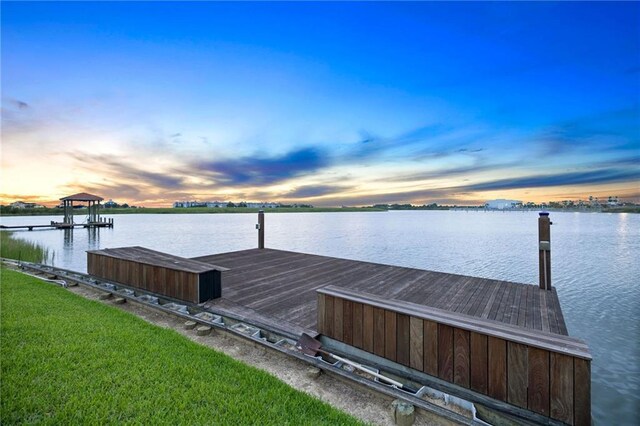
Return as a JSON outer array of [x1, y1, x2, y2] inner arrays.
[[2, 211, 638, 423]]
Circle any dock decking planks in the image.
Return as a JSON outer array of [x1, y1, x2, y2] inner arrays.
[[196, 248, 568, 335]]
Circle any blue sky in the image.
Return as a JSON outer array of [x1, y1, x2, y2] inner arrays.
[[1, 1, 638, 206]]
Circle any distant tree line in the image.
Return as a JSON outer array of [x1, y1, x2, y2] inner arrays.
[[371, 203, 452, 210]]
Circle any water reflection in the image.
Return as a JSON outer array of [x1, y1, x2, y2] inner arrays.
[[87, 227, 100, 250], [63, 229, 73, 248]]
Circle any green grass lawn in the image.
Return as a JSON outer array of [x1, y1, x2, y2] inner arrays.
[[0, 268, 361, 425]]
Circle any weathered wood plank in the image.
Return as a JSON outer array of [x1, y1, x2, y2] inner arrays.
[[454, 328, 470, 388], [385, 310, 397, 362], [470, 332, 488, 394], [363, 304, 374, 353], [528, 346, 550, 416], [352, 302, 363, 349], [551, 353, 574, 425], [373, 307, 386, 357], [574, 358, 591, 426], [526, 285, 535, 329], [343, 300, 353, 345], [494, 283, 514, 323], [333, 297, 344, 342], [508, 342, 528, 409], [517, 282, 529, 328], [509, 284, 522, 325], [325, 295, 334, 338], [423, 320, 438, 376], [438, 324, 454, 381], [396, 314, 411, 367], [409, 317, 424, 372], [466, 279, 491, 317], [317, 293, 326, 335], [488, 336, 507, 401], [480, 281, 501, 319]]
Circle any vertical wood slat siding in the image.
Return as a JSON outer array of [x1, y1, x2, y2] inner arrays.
[[470, 332, 488, 394], [333, 298, 344, 342], [316, 289, 591, 425], [488, 337, 507, 401], [317, 293, 326, 335], [423, 320, 438, 376], [551, 353, 574, 425], [454, 328, 470, 388], [343, 300, 353, 346], [438, 324, 454, 381], [409, 317, 424, 371], [508, 342, 529, 409], [362, 305, 374, 353], [373, 307, 385, 357], [574, 358, 591, 426], [385, 310, 397, 362], [325, 295, 335, 338], [396, 314, 411, 367], [528, 346, 550, 416], [352, 302, 363, 349]]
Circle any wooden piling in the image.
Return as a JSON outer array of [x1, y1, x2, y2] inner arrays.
[[258, 210, 265, 249], [538, 213, 551, 290]]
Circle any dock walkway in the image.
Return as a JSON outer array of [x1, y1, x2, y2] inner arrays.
[[194, 248, 567, 336]]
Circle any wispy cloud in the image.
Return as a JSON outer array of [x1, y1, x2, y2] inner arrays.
[[285, 184, 352, 199], [70, 154, 189, 190]]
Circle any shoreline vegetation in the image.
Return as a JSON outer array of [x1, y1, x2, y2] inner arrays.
[[1, 204, 638, 216], [0, 232, 52, 264], [0, 267, 361, 425]]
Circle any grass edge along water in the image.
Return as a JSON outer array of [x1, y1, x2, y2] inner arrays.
[[0, 232, 52, 264]]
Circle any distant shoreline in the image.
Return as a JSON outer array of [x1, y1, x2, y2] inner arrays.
[[1, 205, 638, 217], [0, 206, 387, 216]]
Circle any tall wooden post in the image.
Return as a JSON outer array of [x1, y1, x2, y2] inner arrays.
[[257, 210, 265, 249], [538, 212, 552, 290], [64, 200, 71, 224]]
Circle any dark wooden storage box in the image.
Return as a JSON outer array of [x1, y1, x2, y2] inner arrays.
[[87, 246, 228, 303]]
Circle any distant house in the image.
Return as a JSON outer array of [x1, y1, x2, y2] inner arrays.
[[245, 202, 280, 209], [173, 201, 207, 208], [485, 199, 522, 210], [206, 201, 227, 208], [9, 201, 44, 209], [104, 199, 118, 208]]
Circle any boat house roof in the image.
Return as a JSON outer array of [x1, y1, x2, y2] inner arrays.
[[60, 192, 104, 202]]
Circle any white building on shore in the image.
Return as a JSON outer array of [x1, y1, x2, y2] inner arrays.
[[485, 199, 523, 210]]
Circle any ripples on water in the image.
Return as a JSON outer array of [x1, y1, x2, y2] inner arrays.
[[2, 210, 638, 423]]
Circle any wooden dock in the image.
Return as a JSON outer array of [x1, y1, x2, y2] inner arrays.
[[1, 220, 113, 231], [194, 248, 568, 336], [82, 212, 590, 425], [194, 247, 588, 425]]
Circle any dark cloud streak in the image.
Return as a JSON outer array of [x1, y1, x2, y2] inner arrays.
[[458, 168, 640, 192], [195, 147, 329, 185]]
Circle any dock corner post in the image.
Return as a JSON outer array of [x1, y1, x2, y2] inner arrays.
[[257, 210, 265, 249], [538, 212, 552, 290]]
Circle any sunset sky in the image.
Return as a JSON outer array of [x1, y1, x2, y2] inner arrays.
[[2, 2, 639, 207]]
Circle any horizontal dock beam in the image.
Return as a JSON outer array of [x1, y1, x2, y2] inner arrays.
[[0, 221, 113, 231]]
